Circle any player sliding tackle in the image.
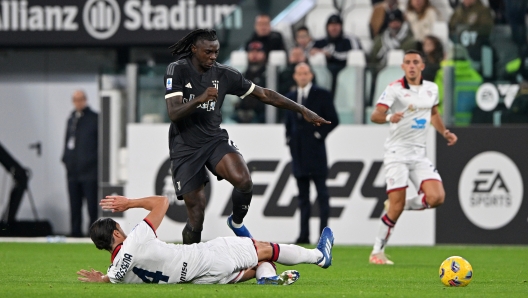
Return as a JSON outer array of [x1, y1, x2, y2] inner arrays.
[[368, 50, 457, 265], [77, 195, 334, 285]]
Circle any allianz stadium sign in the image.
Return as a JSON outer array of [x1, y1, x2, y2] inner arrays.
[[0, 0, 241, 45]]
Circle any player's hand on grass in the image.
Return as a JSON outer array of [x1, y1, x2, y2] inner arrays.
[[301, 106, 331, 126], [196, 87, 218, 103], [443, 129, 457, 146], [100, 195, 130, 212], [77, 268, 106, 283]]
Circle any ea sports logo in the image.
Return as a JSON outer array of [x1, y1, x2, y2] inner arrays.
[[154, 158, 211, 223], [83, 0, 121, 40], [458, 151, 523, 230]]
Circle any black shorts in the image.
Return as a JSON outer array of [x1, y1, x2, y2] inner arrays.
[[171, 138, 241, 199]]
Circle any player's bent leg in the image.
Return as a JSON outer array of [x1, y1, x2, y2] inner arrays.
[[421, 180, 445, 208], [216, 153, 254, 237], [233, 268, 257, 283], [254, 261, 300, 285], [182, 187, 206, 244]]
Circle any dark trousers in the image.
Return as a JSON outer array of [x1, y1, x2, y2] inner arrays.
[[296, 175, 330, 242], [68, 179, 98, 237], [505, 0, 527, 49]]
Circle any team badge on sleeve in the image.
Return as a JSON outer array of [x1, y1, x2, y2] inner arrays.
[[166, 78, 172, 90]]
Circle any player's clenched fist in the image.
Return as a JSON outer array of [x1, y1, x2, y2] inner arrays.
[[388, 112, 404, 123], [196, 87, 218, 103]]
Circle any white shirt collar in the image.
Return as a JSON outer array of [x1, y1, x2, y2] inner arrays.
[[297, 82, 312, 99]]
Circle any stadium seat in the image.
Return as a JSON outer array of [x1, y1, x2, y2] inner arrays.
[[274, 22, 295, 51], [490, 25, 519, 80], [373, 66, 404, 102], [333, 50, 366, 124], [430, 0, 454, 22], [313, 66, 333, 91], [338, 0, 372, 14], [431, 21, 449, 54], [268, 50, 287, 68], [230, 50, 248, 73], [387, 50, 404, 66], [347, 49, 366, 67], [309, 52, 333, 91], [305, 2, 339, 40], [226, 51, 249, 121], [367, 66, 405, 123], [309, 52, 327, 66], [342, 7, 373, 54]]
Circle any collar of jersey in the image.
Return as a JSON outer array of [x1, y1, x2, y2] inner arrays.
[[111, 243, 123, 262], [401, 76, 423, 89], [186, 56, 213, 75]]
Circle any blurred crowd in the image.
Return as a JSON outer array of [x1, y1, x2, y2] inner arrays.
[[231, 0, 528, 125]]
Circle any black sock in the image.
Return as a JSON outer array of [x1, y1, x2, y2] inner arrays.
[[182, 220, 202, 244], [231, 188, 252, 224]]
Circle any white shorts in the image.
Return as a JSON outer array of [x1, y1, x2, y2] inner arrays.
[[191, 237, 258, 284], [384, 147, 441, 193]]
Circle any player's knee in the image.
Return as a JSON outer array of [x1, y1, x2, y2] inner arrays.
[[428, 193, 445, 208], [234, 176, 253, 193]]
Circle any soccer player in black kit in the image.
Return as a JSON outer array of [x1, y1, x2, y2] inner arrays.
[[164, 29, 330, 244]]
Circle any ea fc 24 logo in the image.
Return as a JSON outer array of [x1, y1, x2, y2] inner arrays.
[[83, 0, 121, 40], [459, 151, 523, 230], [154, 158, 389, 223]]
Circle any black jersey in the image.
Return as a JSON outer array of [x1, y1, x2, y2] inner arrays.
[[164, 57, 255, 155]]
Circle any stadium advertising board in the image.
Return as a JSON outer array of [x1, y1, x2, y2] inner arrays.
[[0, 0, 240, 46], [124, 124, 436, 245], [436, 127, 528, 244]]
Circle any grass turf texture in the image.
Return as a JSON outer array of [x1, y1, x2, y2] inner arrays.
[[1, 243, 527, 297]]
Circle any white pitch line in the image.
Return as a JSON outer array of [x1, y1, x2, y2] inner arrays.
[[0, 237, 93, 243]]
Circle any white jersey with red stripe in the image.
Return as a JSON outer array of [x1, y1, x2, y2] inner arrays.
[[106, 219, 213, 284], [376, 77, 439, 151]]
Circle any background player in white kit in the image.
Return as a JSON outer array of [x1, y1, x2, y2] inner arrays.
[[368, 50, 457, 265], [77, 195, 334, 284]]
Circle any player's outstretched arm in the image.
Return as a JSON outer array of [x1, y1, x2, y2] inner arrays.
[[100, 195, 169, 230], [248, 86, 331, 126], [430, 106, 457, 146], [166, 87, 218, 122], [77, 268, 110, 283]]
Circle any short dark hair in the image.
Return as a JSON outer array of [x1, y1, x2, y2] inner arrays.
[[296, 26, 309, 33], [90, 218, 117, 251], [404, 49, 425, 61]]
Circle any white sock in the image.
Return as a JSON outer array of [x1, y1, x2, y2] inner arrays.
[[372, 214, 396, 254], [275, 244, 322, 265], [256, 262, 276, 279], [230, 216, 244, 228], [405, 193, 428, 210]]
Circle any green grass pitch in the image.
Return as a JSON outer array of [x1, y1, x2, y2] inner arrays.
[[1, 243, 527, 297]]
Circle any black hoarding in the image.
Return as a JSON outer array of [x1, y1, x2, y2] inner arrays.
[[436, 127, 528, 244], [0, 0, 241, 46]]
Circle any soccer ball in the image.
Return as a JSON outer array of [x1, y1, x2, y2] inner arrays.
[[439, 256, 473, 287]]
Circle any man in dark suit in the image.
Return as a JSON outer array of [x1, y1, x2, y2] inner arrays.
[[285, 63, 339, 244], [62, 90, 98, 237]]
